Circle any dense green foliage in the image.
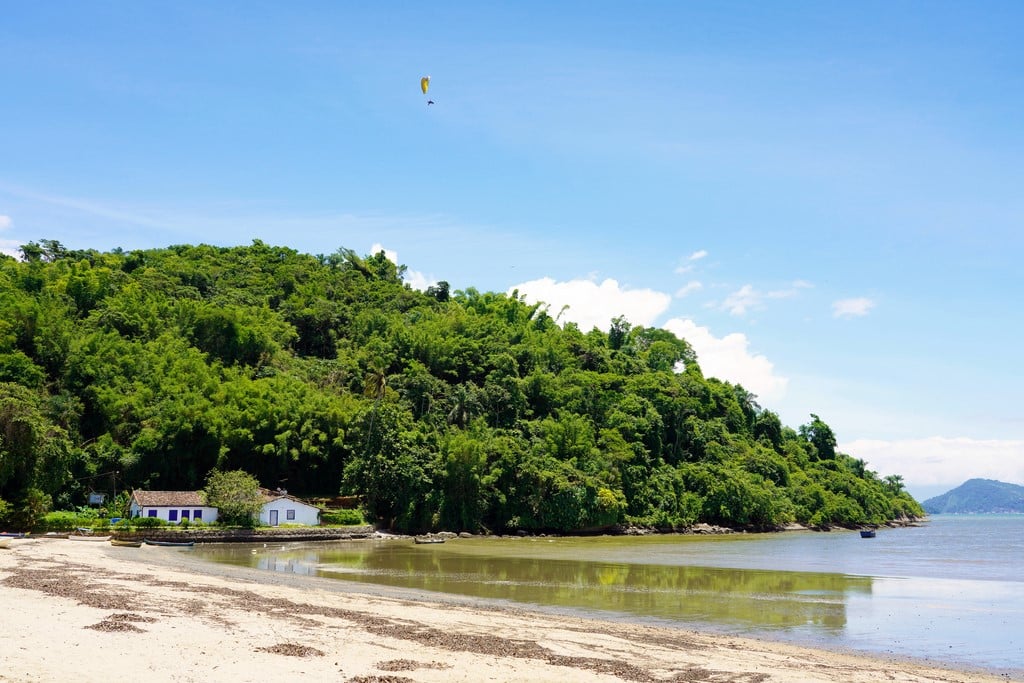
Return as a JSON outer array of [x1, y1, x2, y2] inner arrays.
[[320, 508, 366, 526], [922, 479, 1024, 514], [0, 240, 922, 531]]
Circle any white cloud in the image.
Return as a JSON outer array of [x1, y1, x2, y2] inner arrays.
[[0, 215, 18, 258], [370, 242, 435, 292], [842, 436, 1024, 490], [663, 318, 789, 401], [675, 280, 703, 298], [674, 249, 708, 274], [721, 285, 760, 315], [404, 270, 435, 292], [510, 277, 671, 331], [720, 283, 805, 316], [368, 242, 398, 264], [833, 297, 875, 318]]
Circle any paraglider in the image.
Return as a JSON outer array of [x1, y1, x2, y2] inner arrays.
[[420, 76, 433, 105]]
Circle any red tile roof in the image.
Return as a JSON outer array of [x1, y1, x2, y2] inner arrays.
[[131, 490, 207, 507], [259, 488, 319, 508]]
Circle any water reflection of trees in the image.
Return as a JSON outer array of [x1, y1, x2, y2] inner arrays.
[[203, 542, 871, 633]]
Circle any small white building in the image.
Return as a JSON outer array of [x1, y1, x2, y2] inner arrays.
[[129, 490, 219, 525], [259, 489, 320, 527]]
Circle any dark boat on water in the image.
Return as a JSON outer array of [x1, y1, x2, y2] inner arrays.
[[144, 539, 196, 547], [860, 529, 877, 538]]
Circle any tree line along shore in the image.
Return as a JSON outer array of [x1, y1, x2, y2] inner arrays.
[[1, 240, 922, 534]]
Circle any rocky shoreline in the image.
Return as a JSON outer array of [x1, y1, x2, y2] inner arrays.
[[100, 514, 927, 545]]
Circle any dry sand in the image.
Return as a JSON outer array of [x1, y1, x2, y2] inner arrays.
[[0, 536, 1013, 683]]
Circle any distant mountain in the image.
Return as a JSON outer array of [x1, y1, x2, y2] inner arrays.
[[922, 479, 1024, 514]]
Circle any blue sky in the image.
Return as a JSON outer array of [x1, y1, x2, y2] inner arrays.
[[3, 2, 1022, 499]]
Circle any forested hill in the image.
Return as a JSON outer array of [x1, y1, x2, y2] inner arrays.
[[0, 240, 922, 532], [922, 479, 1024, 514]]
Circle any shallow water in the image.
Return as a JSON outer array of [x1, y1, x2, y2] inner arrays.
[[193, 515, 1024, 676]]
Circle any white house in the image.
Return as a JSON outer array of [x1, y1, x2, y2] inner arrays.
[[259, 489, 320, 527], [129, 490, 219, 525]]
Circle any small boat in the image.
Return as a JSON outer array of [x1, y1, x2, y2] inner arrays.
[[0, 538, 12, 550], [860, 529, 876, 538], [0, 532, 27, 538], [143, 539, 195, 547], [110, 539, 142, 547], [70, 534, 112, 542], [414, 536, 446, 544], [40, 532, 70, 539]]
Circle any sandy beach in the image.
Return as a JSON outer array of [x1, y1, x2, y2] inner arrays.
[[0, 536, 1013, 683]]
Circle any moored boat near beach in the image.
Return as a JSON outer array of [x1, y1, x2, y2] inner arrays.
[[860, 529, 876, 538], [110, 539, 143, 547], [69, 534, 112, 542], [143, 539, 195, 547]]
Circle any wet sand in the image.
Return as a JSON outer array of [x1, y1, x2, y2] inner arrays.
[[0, 536, 1014, 683]]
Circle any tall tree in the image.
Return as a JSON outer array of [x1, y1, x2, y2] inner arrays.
[[202, 469, 263, 527]]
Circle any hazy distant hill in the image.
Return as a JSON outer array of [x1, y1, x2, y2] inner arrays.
[[922, 479, 1024, 514]]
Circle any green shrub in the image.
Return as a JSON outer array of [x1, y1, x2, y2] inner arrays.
[[0, 497, 11, 526], [321, 509, 364, 526], [129, 516, 167, 528], [37, 509, 101, 532]]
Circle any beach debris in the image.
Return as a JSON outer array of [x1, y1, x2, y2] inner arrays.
[[256, 643, 325, 657], [376, 659, 450, 672], [86, 612, 156, 633]]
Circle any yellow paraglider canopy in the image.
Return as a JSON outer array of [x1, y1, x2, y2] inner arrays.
[[420, 76, 430, 95]]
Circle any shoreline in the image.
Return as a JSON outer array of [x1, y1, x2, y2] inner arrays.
[[1, 536, 1016, 683], [20, 511, 927, 546]]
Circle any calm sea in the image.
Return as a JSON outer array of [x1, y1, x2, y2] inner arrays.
[[193, 514, 1024, 676]]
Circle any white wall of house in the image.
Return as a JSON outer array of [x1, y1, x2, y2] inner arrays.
[[129, 502, 219, 525], [259, 497, 320, 526]]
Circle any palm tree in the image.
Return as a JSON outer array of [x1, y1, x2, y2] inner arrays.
[[446, 384, 479, 429], [362, 366, 388, 452], [883, 474, 905, 494], [732, 384, 761, 430], [364, 366, 388, 403]]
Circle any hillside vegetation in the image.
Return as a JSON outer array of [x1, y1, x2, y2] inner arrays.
[[0, 240, 922, 532], [922, 479, 1024, 514]]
